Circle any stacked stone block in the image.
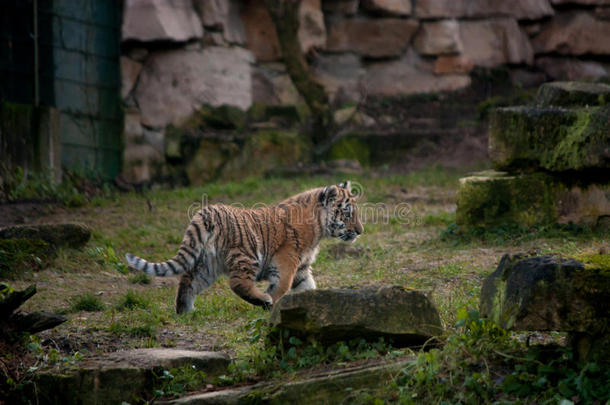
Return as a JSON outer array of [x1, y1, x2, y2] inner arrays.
[[456, 82, 610, 229]]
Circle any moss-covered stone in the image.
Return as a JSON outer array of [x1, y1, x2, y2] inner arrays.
[[220, 130, 309, 180], [199, 105, 247, 130], [536, 81, 610, 107], [247, 103, 301, 128], [269, 285, 443, 347], [480, 254, 610, 361], [185, 139, 240, 186], [326, 136, 371, 167], [489, 105, 610, 172], [167, 358, 412, 405], [32, 349, 230, 405], [456, 171, 558, 228], [456, 170, 609, 228], [0, 223, 91, 250]]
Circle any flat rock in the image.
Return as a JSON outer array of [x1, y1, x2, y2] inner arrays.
[[458, 18, 533, 68], [551, 0, 610, 5], [0, 223, 91, 250], [364, 50, 471, 96], [480, 254, 610, 360], [298, 0, 327, 53], [193, 0, 246, 44], [122, 0, 203, 42], [322, 0, 360, 15], [414, 20, 463, 55], [414, 0, 554, 20], [35, 349, 230, 405], [533, 12, 610, 55], [90, 348, 230, 372], [134, 47, 253, 128], [312, 53, 365, 102], [489, 105, 610, 172], [361, 0, 412, 16], [535, 81, 610, 107], [456, 170, 610, 228], [166, 358, 412, 405], [535, 57, 609, 81], [434, 55, 475, 74], [326, 17, 419, 58], [252, 65, 301, 105], [269, 285, 443, 346]]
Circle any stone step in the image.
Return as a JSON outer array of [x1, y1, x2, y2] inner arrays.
[[269, 285, 443, 347], [536, 81, 610, 107], [489, 105, 609, 172], [165, 358, 414, 405], [34, 349, 230, 405], [456, 170, 610, 228], [480, 254, 610, 361]]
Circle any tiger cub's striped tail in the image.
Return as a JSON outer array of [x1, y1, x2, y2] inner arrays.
[[125, 220, 205, 277]]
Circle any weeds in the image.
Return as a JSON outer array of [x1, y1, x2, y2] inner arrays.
[[128, 273, 151, 285], [386, 309, 610, 404], [68, 293, 105, 312], [115, 290, 151, 310], [154, 366, 209, 398]]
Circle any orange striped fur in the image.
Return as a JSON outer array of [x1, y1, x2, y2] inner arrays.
[[126, 182, 363, 313]]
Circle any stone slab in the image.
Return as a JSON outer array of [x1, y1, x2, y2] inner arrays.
[[269, 285, 443, 346], [535, 81, 610, 107], [489, 105, 610, 172], [166, 358, 413, 404], [456, 170, 610, 228], [34, 349, 230, 405]]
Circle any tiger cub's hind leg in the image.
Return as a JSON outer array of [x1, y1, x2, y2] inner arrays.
[[176, 259, 217, 314], [227, 249, 273, 308]]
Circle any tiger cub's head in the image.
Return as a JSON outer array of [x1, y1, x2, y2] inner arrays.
[[319, 181, 363, 242]]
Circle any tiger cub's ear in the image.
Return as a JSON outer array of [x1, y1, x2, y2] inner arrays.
[[338, 180, 352, 193], [319, 185, 338, 206]]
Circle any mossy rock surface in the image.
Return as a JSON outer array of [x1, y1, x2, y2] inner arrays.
[[456, 170, 609, 228], [269, 285, 443, 347], [168, 358, 412, 405], [0, 223, 91, 250], [480, 254, 610, 360], [32, 349, 230, 405], [456, 171, 559, 228], [326, 136, 371, 167], [489, 105, 610, 172], [185, 138, 240, 186], [199, 105, 246, 130], [220, 130, 309, 180], [247, 103, 301, 127], [536, 81, 610, 107]]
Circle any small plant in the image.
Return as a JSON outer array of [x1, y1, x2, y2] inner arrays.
[[129, 273, 151, 285], [68, 293, 105, 312], [154, 366, 209, 398], [226, 318, 403, 383], [116, 290, 151, 310], [382, 309, 610, 404]]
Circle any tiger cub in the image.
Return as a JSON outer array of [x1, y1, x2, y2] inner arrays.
[[125, 182, 363, 314]]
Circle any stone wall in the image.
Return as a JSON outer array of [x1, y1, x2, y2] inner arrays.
[[119, 0, 610, 184]]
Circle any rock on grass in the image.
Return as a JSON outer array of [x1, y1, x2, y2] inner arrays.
[[269, 285, 443, 347]]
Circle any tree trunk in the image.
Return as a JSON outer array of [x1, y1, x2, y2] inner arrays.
[[264, 0, 334, 147]]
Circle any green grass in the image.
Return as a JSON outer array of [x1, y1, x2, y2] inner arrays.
[[68, 292, 105, 312], [128, 273, 152, 285], [116, 289, 151, 310], [3, 164, 608, 403]]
